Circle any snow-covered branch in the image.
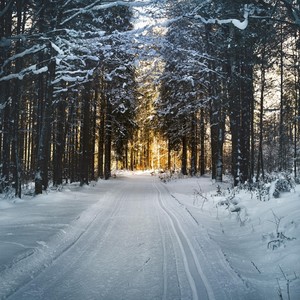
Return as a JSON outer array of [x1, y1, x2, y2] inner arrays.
[[193, 4, 250, 30], [1, 44, 47, 71], [61, 0, 158, 26], [0, 65, 48, 82]]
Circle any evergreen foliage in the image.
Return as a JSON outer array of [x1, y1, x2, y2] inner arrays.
[[1, 0, 300, 196]]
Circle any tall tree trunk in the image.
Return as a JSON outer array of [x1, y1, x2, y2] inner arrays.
[[167, 138, 171, 170], [104, 99, 112, 180], [190, 113, 197, 176], [12, 1, 23, 197], [0, 0, 12, 193], [210, 92, 224, 182], [90, 90, 97, 181], [228, 59, 241, 186], [199, 107, 205, 176], [240, 60, 253, 183], [53, 98, 66, 186], [181, 135, 187, 175], [80, 87, 91, 186], [294, 29, 300, 178], [257, 49, 266, 181], [98, 101, 105, 178], [35, 55, 55, 194], [279, 23, 285, 171], [216, 114, 225, 183]]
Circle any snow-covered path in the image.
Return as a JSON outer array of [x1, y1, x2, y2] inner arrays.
[[1, 175, 257, 300]]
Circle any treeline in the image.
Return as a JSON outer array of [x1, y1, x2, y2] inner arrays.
[[1, 0, 300, 198], [156, 0, 300, 185], [0, 0, 136, 196]]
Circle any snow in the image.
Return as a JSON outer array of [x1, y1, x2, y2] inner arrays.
[[32, 66, 48, 75], [163, 175, 300, 299], [62, 1, 156, 26], [1, 45, 46, 70], [194, 4, 250, 31], [0, 173, 299, 299], [50, 42, 64, 55], [0, 65, 49, 82]]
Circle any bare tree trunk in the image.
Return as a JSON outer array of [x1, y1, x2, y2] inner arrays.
[[12, 1, 23, 197], [279, 23, 285, 171], [257, 49, 266, 181], [181, 135, 188, 175], [0, 0, 13, 193], [35, 54, 55, 194], [80, 87, 91, 186], [294, 30, 300, 178], [104, 100, 112, 180], [53, 98, 66, 186], [90, 90, 97, 181], [167, 138, 171, 170], [216, 117, 224, 182], [190, 113, 197, 176], [199, 107, 205, 176], [98, 101, 105, 178]]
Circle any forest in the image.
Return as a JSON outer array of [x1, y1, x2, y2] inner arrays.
[[1, 0, 300, 197]]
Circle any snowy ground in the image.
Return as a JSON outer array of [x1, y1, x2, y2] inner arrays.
[[0, 172, 299, 299]]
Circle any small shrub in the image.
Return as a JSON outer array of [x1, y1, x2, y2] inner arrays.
[[193, 183, 208, 208], [273, 175, 295, 198], [267, 211, 296, 250]]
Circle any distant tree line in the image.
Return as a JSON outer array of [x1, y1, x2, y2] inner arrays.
[[0, 0, 136, 196], [1, 0, 300, 198], [157, 0, 300, 185]]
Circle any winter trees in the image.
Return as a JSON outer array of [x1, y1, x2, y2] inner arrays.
[[156, 0, 300, 184], [157, 0, 255, 184], [157, 4, 210, 176], [1, 0, 300, 197], [252, 1, 300, 178], [0, 0, 137, 195]]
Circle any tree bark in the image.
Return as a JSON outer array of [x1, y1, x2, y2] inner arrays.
[[199, 107, 205, 176], [190, 114, 197, 176], [181, 135, 188, 175], [80, 87, 91, 186], [104, 99, 112, 180]]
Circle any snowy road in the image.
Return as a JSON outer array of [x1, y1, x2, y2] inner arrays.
[[1, 175, 256, 300]]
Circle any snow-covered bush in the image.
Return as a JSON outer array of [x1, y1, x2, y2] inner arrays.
[[233, 180, 270, 201], [217, 190, 248, 226], [235, 173, 296, 200], [273, 174, 295, 198], [158, 170, 178, 182], [254, 181, 271, 201], [294, 176, 300, 184]]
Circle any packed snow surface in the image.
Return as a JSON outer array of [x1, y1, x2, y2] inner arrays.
[[0, 172, 299, 299]]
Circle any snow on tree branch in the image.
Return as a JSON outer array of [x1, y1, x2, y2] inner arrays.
[[193, 4, 250, 30], [61, 0, 158, 25], [0, 65, 48, 82], [50, 42, 64, 55], [1, 44, 47, 71]]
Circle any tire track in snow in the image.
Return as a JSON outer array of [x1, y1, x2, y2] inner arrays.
[[1, 188, 125, 300], [162, 183, 252, 299], [154, 191, 168, 300], [154, 182, 215, 300]]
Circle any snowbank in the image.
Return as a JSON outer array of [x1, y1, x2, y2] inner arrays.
[[165, 175, 300, 299]]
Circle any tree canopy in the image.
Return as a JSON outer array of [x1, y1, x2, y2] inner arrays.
[[1, 0, 300, 196]]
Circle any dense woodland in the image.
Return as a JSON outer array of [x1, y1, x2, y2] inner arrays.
[[1, 0, 300, 197]]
